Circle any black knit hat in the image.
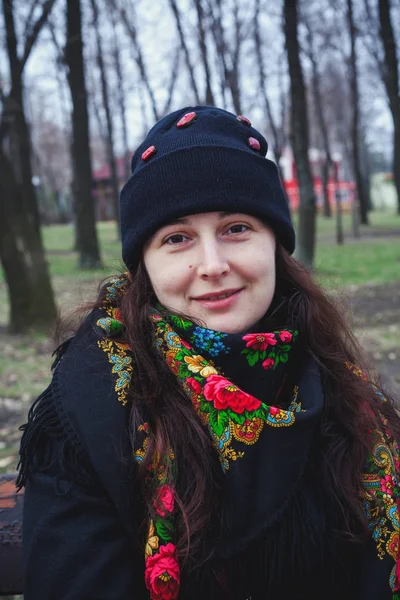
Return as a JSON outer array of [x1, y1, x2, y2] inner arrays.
[[120, 105, 295, 270]]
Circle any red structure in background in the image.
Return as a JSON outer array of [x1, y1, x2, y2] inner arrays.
[[92, 149, 356, 219], [284, 179, 356, 212], [280, 149, 355, 212]]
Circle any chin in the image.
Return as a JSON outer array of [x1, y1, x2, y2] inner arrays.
[[206, 317, 250, 335]]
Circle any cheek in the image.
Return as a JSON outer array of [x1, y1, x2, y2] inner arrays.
[[149, 266, 189, 301]]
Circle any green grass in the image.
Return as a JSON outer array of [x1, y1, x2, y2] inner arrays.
[[315, 238, 400, 287]]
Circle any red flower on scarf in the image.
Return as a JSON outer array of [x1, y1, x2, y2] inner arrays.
[[154, 485, 175, 517], [145, 543, 180, 600], [262, 358, 275, 370], [203, 374, 261, 413], [380, 474, 394, 494], [279, 330, 292, 342], [186, 377, 202, 395], [242, 333, 276, 351]]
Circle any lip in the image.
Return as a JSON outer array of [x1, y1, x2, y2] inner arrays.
[[192, 288, 243, 310]]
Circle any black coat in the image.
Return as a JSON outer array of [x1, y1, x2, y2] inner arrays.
[[19, 312, 398, 600]]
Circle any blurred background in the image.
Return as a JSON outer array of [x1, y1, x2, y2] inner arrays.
[[0, 0, 399, 475]]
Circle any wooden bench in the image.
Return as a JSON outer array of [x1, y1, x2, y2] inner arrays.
[[0, 474, 23, 595]]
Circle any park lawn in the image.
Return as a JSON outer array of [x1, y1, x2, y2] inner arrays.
[[315, 238, 400, 288]]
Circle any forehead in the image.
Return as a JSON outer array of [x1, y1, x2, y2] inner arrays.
[[161, 211, 251, 228]]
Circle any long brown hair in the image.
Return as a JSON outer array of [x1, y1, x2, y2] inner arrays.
[[92, 246, 400, 567]]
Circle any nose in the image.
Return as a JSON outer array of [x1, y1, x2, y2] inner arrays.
[[196, 240, 230, 279]]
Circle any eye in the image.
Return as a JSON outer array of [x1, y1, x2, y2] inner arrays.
[[165, 233, 189, 245], [226, 224, 249, 235]]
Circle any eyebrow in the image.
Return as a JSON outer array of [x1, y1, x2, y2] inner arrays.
[[165, 212, 239, 227]]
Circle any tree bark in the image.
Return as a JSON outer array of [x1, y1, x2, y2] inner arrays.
[[169, 0, 201, 103], [305, 19, 332, 218], [65, 0, 102, 268], [254, 0, 285, 176], [284, 0, 317, 269], [378, 0, 400, 214], [0, 149, 56, 332], [347, 0, 369, 225], [111, 8, 131, 182], [194, 0, 215, 105], [209, 0, 242, 114], [1, 0, 57, 333], [334, 161, 344, 245], [90, 0, 120, 233]]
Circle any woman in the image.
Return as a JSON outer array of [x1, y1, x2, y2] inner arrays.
[[18, 106, 400, 600]]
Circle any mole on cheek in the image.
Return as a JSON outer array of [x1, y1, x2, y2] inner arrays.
[[189, 265, 192, 269]]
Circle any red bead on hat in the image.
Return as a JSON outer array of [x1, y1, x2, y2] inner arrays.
[[176, 111, 197, 128], [248, 137, 261, 151], [237, 115, 251, 126], [141, 145, 157, 161]]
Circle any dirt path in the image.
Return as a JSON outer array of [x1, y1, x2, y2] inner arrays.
[[345, 281, 400, 396]]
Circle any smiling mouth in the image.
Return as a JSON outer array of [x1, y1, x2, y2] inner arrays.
[[194, 289, 242, 301]]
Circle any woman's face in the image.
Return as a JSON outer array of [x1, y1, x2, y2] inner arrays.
[[143, 212, 276, 334]]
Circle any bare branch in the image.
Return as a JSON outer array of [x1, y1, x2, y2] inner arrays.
[[163, 46, 181, 115], [23, 0, 42, 40], [106, 0, 159, 121], [169, 0, 201, 102], [253, 0, 279, 151], [361, 0, 385, 76], [47, 13, 65, 65], [193, 0, 215, 104], [21, 0, 58, 72]]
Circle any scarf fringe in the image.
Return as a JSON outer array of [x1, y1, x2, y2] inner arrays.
[[17, 341, 94, 491]]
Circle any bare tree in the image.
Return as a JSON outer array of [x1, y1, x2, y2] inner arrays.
[[65, 0, 102, 268], [110, 8, 130, 182], [0, 0, 57, 333], [284, 0, 317, 268], [208, 0, 243, 113], [162, 46, 182, 116], [90, 0, 120, 232], [253, 0, 287, 171], [303, 15, 333, 218], [193, 0, 215, 105], [347, 0, 370, 225], [169, 0, 201, 103], [107, 0, 160, 121], [378, 0, 400, 214]]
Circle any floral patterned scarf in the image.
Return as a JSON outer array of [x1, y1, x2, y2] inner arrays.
[[96, 275, 400, 600]]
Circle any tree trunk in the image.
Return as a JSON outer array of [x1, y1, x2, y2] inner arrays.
[[284, 0, 317, 269], [254, 0, 284, 174], [0, 149, 57, 333], [65, 0, 102, 269], [2, 0, 41, 237], [209, 0, 242, 114], [347, 0, 369, 225], [333, 162, 344, 245], [90, 0, 120, 233], [194, 0, 215, 105], [111, 8, 131, 182], [1, 0, 57, 333], [378, 0, 400, 214], [305, 19, 332, 218]]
